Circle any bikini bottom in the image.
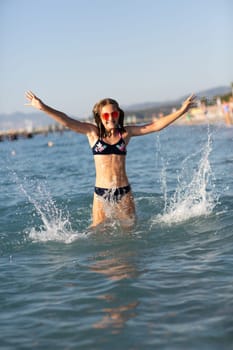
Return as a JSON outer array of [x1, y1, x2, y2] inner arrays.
[[94, 184, 131, 202]]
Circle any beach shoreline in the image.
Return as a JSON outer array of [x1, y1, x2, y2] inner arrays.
[[0, 104, 232, 142]]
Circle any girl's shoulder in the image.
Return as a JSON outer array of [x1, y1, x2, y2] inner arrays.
[[121, 126, 131, 144]]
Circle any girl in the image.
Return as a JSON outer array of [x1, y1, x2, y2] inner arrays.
[[25, 91, 195, 227]]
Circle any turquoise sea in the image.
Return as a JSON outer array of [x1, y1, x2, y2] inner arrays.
[[0, 124, 233, 349]]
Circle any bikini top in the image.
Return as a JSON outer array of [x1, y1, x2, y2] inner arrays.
[[92, 133, 127, 156]]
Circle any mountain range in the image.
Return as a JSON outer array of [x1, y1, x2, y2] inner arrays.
[[123, 85, 231, 111], [0, 86, 231, 131]]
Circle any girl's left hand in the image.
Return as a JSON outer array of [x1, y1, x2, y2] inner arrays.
[[182, 94, 196, 113]]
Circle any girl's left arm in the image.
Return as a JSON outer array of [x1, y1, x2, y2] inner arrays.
[[127, 94, 196, 137]]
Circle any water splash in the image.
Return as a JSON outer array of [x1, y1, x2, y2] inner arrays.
[[153, 130, 217, 225], [96, 186, 136, 230], [15, 176, 88, 243]]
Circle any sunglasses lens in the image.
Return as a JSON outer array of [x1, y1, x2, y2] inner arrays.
[[102, 113, 109, 120], [112, 111, 119, 119]]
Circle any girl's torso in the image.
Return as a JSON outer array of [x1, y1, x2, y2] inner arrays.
[[89, 129, 130, 188]]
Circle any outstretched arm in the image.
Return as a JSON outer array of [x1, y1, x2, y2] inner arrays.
[[25, 91, 96, 135], [127, 94, 196, 137]]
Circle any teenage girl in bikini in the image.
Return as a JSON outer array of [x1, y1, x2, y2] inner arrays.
[[25, 91, 195, 227]]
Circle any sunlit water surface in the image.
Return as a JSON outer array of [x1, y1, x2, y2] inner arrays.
[[0, 124, 233, 349]]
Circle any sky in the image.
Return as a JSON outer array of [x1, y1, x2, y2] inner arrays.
[[1, 0, 232, 118]]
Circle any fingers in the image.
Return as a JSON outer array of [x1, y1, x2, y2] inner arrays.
[[183, 94, 196, 107], [189, 94, 197, 108], [187, 93, 196, 102], [25, 90, 36, 100], [181, 94, 197, 112], [24, 91, 37, 108]]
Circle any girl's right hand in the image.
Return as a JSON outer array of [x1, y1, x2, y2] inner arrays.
[[25, 91, 43, 110]]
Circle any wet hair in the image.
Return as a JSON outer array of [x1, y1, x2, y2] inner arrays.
[[92, 98, 126, 138]]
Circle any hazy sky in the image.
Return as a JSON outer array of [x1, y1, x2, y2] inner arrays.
[[1, 0, 232, 117]]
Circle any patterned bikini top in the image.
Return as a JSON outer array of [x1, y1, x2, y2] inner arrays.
[[92, 133, 127, 156]]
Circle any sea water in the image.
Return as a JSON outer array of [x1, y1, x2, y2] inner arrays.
[[0, 124, 233, 349]]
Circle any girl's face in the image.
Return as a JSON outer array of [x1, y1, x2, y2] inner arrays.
[[100, 104, 120, 131]]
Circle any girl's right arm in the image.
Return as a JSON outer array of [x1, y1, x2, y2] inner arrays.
[[25, 91, 96, 135]]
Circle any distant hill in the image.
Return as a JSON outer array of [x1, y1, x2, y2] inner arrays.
[[0, 112, 57, 131], [0, 86, 231, 130], [124, 85, 231, 111], [0, 111, 77, 132], [195, 86, 231, 99]]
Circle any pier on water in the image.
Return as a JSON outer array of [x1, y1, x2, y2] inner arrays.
[[0, 124, 68, 142]]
